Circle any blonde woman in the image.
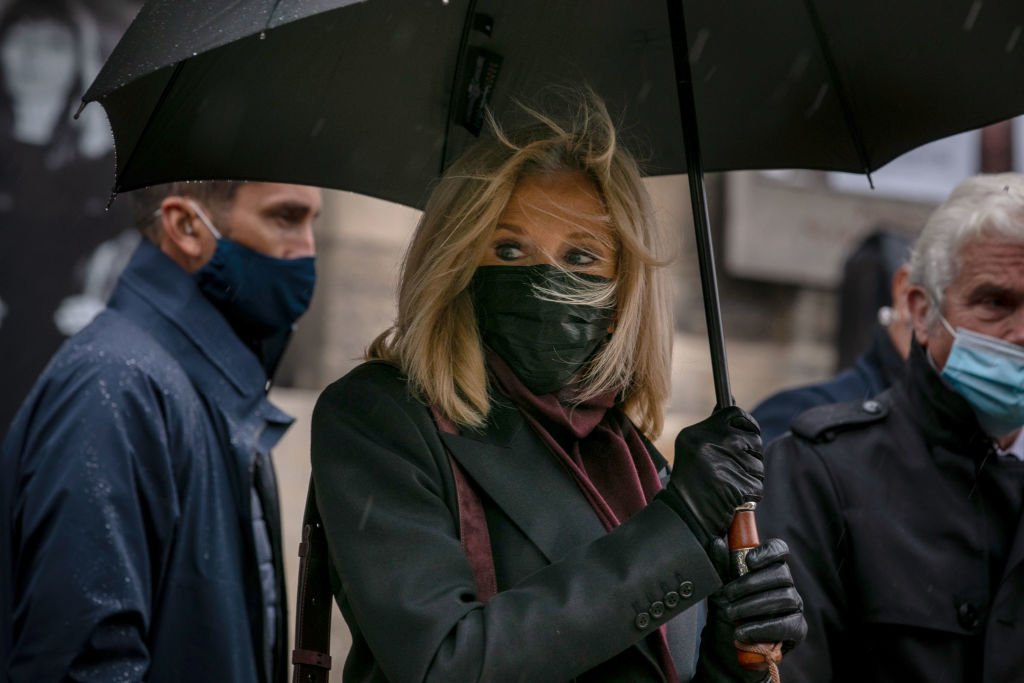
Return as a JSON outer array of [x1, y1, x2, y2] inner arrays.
[[311, 96, 805, 682]]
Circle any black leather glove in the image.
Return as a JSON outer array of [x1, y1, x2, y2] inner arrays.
[[659, 406, 764, 553], [694, 539, 808, 683]]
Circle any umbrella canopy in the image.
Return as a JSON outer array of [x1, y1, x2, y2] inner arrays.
[[85, 0, 1024, 205], [83, 0, 1024, 407]]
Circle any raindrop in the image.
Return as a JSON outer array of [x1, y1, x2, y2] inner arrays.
[[1007, 26, 1021, 53], [788, 51, 811, 81], [636, 80, 653, 102], [688, 28, 710, 63], [963, 1, 982, 31], [358, 495, 374, 531], [805, 83, 829, 119]]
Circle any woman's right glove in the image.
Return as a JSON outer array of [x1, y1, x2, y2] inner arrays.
[[658, 406, 764, 557], [694, 539, 808, 682]]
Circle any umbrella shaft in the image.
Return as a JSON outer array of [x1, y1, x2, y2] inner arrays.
[[665, 3, 778, 673], [664, 0, 731, 409], [687, 170, 731, 409]]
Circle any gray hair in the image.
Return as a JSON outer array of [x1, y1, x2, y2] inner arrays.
[[908, 173, 1024, 327]]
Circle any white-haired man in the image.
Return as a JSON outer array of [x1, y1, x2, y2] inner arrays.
[[757, 173, 1024, 682]]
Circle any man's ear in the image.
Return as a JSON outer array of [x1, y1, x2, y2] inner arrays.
[[906, 283, 934, 347], [155, 196, 207, 271], [887, 265, 915, 358]]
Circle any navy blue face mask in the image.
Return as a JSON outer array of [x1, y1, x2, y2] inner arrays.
[[189, 202, 316, 339]]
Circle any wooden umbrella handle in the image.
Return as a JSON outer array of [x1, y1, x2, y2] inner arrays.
[[728, 503, 783, 672]]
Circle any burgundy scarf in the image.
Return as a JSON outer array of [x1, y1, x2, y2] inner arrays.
[[486, 350, 678, 681]]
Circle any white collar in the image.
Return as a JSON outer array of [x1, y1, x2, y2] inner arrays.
[[995, 429, 1024, 462]]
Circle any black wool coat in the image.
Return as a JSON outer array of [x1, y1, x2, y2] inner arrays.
[[757, 342, 1024, 683], [311, 362, 723, 682]]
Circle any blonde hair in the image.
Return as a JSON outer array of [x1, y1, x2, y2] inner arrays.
[[368, 94, 674, 437]]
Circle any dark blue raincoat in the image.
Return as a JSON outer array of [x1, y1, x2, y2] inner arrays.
[[752, 325, 905, 445], [0, 241, 292, 682]]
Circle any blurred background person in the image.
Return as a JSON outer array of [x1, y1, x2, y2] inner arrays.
[[0, 0, 141, 435], [834, 228, 915, 371], [752, 229, 913, 444]]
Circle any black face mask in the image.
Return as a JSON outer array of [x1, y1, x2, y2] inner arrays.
[[470, 265, 615, 395]]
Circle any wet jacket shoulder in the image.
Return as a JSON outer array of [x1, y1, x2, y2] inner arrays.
[[312, 361, 720, 682], [1, 242, 289, 683], [752, 326, 903, 444]]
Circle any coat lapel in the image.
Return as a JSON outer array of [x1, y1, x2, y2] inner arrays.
[[439, 398, 606, 563], [441, 399, 671, 681]]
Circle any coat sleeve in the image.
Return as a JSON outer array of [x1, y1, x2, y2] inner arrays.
[[6, 357, 183, 682], [311, 364, 722, 683], [756, 434, 849, 683]]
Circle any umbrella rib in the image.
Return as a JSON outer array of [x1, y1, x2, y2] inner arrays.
[[115, 61, 187, 194], [802, 0, 874, 185], [264, 0, 286, 30], [439, 0, 479, 174]]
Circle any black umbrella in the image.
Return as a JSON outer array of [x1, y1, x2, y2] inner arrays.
[[82, 0, 1024, 408]]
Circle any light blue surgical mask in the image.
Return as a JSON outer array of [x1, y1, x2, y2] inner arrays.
[[938, 316, 1024, 438]]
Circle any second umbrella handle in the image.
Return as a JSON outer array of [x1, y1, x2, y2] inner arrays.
[[728, 503, 783, 679]]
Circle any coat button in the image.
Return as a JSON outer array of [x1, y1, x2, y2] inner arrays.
[[679, 581, 694, 598], [635, 612, 651, 630], [957, 602, 980, 631], [664, 591, 680, 608], [650, 601, 666, 618]]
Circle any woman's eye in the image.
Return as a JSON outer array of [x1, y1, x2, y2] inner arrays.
[[564, 248, 598, 267], [495, 242, 524, 261]]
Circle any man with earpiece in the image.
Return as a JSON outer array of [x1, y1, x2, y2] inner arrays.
[[752, 229, 914, 446], [0, 181, 321, 683]]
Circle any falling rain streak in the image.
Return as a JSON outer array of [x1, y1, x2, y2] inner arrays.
[[1008, 26, 1022, 53], [689, 28, 710, 63], [964, 1, 983, 31], [806, 83, 829, 119], [358, 495, 375, 531]]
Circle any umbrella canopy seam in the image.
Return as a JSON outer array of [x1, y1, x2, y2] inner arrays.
[[802, 0, 874, 185]]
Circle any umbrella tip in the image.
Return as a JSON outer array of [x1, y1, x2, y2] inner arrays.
[[73, 100, 87, 121], [866, 170, 875, 190]]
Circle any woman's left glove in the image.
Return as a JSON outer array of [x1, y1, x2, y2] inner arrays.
[[694, 538, 807, 682]]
